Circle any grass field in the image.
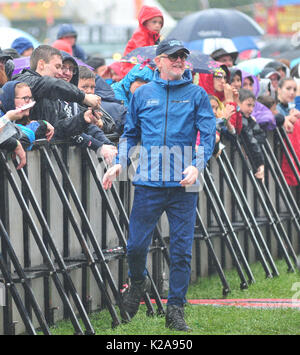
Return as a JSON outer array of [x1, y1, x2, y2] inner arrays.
[[49, 259, 300, 335]]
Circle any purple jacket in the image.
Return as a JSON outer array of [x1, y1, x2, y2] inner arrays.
[[241, 70, 276, 131]]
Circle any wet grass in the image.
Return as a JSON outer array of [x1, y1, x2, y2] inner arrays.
[[49, 259, 300, 335]]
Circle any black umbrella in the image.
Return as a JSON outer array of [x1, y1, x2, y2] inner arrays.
[[121, 45, 221, 74], [260, 39, 292, 57], [167, 8, 264, 42], [274, 49, 300, 61]]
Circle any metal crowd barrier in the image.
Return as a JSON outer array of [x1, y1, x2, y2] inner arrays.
[[0, 130, 299, 335]]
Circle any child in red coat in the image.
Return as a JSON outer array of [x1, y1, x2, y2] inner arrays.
[[122, 5, 164, 77]]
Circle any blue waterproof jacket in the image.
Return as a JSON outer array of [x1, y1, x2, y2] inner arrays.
[[117, 69, 216, 187]]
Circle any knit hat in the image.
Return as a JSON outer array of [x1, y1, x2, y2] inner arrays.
[[11, 37, 34, 55]]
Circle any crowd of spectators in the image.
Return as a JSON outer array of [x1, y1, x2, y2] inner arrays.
[[0, 5, 299, 186]]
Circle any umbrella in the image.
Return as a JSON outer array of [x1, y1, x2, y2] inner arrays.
[[121, 45, 221, 74], [260, 39, 292, 57], [167, 8, 264, 40], [12, 56, 93, 76], [184, 36, 259, 55], [236, 57, 273, 76], [167, 8, 264, 53], [0, 27, 40, 50], [274, 49, 300, 61]]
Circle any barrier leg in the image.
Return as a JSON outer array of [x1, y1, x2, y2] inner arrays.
[[221, 150, 280, 277], [84, 150, 162, 316], [216, 154, 273, 278], [39, 146, 121, 328], [204, 168, 256, 284], [233, 138, 295, 272], [0, 223, 40, 335], [12, 155, 95, 335], [51, 145, 132, 323], [201, 173, 248, 289], [195, 208, 231, 295]]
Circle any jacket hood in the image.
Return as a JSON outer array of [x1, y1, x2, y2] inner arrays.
[[0, 80, 20, 112], [138, 5, 164, 28], [111, 64, 154, 106], [241, 70, 260, 97], [196, 72, 225, 102], [11, 37, 34, 55], [57, 24, 77, 39], [240, 70, 276, 130], [229, 67, 242, 84], [61, 51, 79, 86], [114, 64, 154, 93], [95, 74, 117, 101]]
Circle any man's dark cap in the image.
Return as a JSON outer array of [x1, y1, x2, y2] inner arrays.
[[156, 39, 190, 56]]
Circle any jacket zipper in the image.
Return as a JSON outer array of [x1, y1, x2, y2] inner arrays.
[[162, 84, 170, 185]]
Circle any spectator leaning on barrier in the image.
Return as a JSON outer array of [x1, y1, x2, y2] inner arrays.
[[0, 81, 37, 169], [102, 39, 216, 332], [276, 77, 300, 186], [60, 59, 117, 164], [0, 81, 54, 144], [13, 45, 102, 141], [241, 70, 277, 131], [238, 88, 266, 181]]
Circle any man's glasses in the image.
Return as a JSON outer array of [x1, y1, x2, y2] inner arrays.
[[62, 65, 77, 75], [160, 52, 188, 62], [15, 96, 34, 103]]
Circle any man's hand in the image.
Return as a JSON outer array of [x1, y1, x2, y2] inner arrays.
[[283, 116, 295, 133], [5, 108, 29, 121], [13, 141, 26, 170], [100, 144, 118, 165], [180, 166, 199, 187], [102, 164, 122, 190], [83, 94, 101, 109], [255, 164, 264, 181], [84, 108, 103, 127], [45, 122, 55, 141], [224, 84, 234, 103]]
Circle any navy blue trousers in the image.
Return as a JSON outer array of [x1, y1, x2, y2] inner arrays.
[[127, 185, 198, 306]]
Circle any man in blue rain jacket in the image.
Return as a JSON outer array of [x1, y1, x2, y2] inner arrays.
[[102, 39, 216, 331]]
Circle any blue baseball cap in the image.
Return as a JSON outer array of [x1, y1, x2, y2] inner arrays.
[[156, 39, 190, 56]]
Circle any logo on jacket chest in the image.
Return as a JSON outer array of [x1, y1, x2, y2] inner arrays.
[[146, 99, 160, 107]]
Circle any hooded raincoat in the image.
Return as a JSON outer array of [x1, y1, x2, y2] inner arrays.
[[0, 80, 36, 150], [241, 70, 276, 131], [122, 6, 164, 77]]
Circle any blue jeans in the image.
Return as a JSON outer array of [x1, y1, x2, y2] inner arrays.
[[127, 185, 198, 306]]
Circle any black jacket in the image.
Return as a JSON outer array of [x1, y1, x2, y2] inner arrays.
[[240, 113, 266, 170], [13, 69, 89, 140]]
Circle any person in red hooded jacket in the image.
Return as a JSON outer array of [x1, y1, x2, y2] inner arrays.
[[194, 67, 242, 136], [121, 5, 164, 77]]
